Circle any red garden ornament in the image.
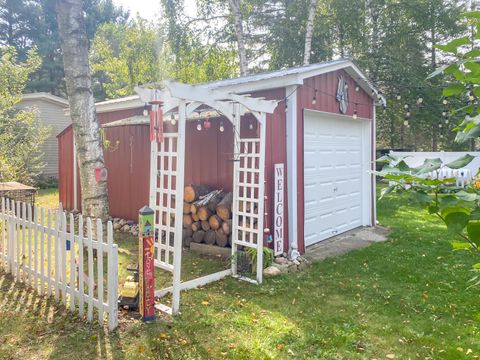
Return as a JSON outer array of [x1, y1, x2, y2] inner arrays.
[[203, 117, 211, 129], [149, 99, 164, 143]]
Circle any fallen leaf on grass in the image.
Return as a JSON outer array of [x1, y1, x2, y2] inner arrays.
[[228, 343, 236, 349], [276, 344, 284, 350], [201, 300, 209, 306], [139, 345, 145, 353], [159, 332, 167, 340], [386, 353, 395, 359]]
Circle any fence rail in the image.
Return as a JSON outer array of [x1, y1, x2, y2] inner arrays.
[[0, 198, 118, 331]]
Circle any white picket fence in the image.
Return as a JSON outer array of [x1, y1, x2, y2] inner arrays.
[[0, 198, 119, 331]]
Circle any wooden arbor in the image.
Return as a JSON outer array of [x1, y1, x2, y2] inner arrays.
[[135, 81, 278, 315]]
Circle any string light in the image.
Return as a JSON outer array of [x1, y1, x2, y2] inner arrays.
[[143, 103, 149, 117], [404, 103, 410, 110], [312, 89, 318, 105], [248, 120, 254, 130], [396, 94, 402, 100], [196, 119, 202, 131], [417, 97, 423, 104], [284, 98, 288, 112], [442, 97, 448, 105], [219, 120, 225, 133], [353, 103, 358, 119], [355, 85, 360, 92], [170, 114, 176, 125]]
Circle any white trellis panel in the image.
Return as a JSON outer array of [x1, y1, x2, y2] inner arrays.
[[232, 111, 266, 284], [149, 132, 180, 272]]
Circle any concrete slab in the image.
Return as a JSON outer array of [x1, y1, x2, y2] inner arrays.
[[304, 226, 390, 263]]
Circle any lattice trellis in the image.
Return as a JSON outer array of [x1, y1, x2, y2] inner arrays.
[[231, 112, 266, 283], [149, 132, 179, 272]]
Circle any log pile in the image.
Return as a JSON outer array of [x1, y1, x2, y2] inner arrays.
[[182, 185, 233, 248]]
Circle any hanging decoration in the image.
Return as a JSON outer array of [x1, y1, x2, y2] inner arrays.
[[336, 76, 349, 114], [219, 120, 225, 133], [196, 119, 202, 131], [148, 92, 163, 143], [143, 103, 149, 117], [170, 114, 176, 126], [203, 117, 211, 129], [312, 89, 318, 104]]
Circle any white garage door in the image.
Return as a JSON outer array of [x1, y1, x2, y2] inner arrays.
[[304, 111, 370, 247]]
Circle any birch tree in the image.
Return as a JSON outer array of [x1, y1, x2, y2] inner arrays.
[[56, 0, 109, 220], [228, 0, 249, 76], [303, 0, 319, 65]]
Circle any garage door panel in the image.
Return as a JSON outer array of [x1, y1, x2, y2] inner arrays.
[[304, 111, 368, 247]]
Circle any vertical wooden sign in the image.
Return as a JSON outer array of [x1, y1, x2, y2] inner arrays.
[[274, 164, 284, 256], [139, 206, 155, 321]]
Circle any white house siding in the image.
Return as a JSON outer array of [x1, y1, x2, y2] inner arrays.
[[18, 95, 70, 178]]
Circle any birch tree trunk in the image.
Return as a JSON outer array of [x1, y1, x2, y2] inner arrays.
[[56, 0, 109, 220], [228, 0, 248, 76], [303, 0, 319, 65]]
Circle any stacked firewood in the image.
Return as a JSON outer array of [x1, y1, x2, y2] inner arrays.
[[182, 185, 233, 248]]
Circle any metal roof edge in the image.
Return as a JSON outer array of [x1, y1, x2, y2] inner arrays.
[[22, 92, 69, 107]]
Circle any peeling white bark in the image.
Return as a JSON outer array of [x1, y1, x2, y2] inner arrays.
[[228, 0, 249, 76], [304, 0, 319, 65], [56, 0, 109, 220]]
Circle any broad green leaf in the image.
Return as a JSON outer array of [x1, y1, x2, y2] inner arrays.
[[465, 62, 480, 75], [463, 11, 480, 19], [467, 220, 480, 245], [443, 83, 466, 97], [445, 154, 475, 169], [456, 190, 478, 202], [473, 263, 480, 269], [451, 241, 474, 250], [412, 158, 442, 175], [410, 191, 431, 205], [436, 36, 472, 54], [428, 204, 439, 214], [397, 160, 411, 172], [464, 49, 480, 58], [441, 206, 470, 233]]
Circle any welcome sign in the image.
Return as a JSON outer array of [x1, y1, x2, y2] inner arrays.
[[274, 164, 284, 256]]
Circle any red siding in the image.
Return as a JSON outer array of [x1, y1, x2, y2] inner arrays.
[[58, 69, 374, 254], [295, 70, 374, 253]]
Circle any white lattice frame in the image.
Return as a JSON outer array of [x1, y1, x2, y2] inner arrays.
[[137, 82, 275, 314]]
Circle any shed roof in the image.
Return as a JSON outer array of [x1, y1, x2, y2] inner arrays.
[[94, 59, 381, 114], [22, 92, 69, 107]]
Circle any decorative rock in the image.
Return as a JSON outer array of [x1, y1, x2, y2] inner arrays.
[[293, 259, 300, 266], [274, 257, 289, 265], [113, 218, 120, 223], [121, 224, 131, 232], [264, 266, 281, 277], [113, 223, 122, 231], [130, 229, 138, 236], [119, 219, 127, 226], [272, 263, 289, 273]]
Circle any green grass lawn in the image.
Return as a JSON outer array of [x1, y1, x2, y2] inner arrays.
[[0, 189, 479, 359]]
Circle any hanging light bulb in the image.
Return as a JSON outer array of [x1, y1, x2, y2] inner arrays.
[[439, 123, 443, 128], [143, 103, 149, 117], [443, 97, 448, 105], [406, 111, 411, 117], [355, 85, 360, 92], [468, 91, 475, 102], [417, 97, 423, 104], [442, 110, 447, 117], [312, 89, 317, 105], [396, 94, 402, 100], [248, 121, 254, 130], [404, 103, 410, 110], [404, 120, 409, 126], [219, 120, 225, 133], [445, 118, 449, 124], [285, 98, 288, 112], [353, 110, 358, 120], [196, 119, 202, 131], [345, 83, 349, 90], [170, 114, 176, 125]]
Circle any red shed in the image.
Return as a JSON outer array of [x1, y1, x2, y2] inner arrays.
[[58, 59, 379, 255]]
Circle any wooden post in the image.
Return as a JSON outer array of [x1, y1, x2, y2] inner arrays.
[[139, 206, 155, 322]]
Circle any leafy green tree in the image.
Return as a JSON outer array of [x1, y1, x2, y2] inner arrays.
[[0, 46, 49, 184], [90, 19, 162, 99]]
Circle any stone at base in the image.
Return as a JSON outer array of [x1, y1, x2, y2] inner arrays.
[[264, 266, 281, 277], [189, 242, 232, 259]]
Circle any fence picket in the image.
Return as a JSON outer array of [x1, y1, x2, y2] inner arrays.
[[96, 218, 104, 325], [78, 215, 85, 317], [0, 198, 118, 330], [47, 209, 52, 296], [86, 217, 94, 322], [61, 212, 67, 305], [27, 204, 32, 286], [54, 210, 59, 300], [107, 221, 118, 331], [33, 206, 38, 291], [15, 201, 20, 280], [21, 202, 26, 282], [69, 213, 75, 312], [1, 198, 5, 268]]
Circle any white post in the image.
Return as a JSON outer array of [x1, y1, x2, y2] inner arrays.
[[107, 221, 118, 331], [231, 104, 241, 276], [256, 113, 267, 284], [73, 138, 78, 211], [96, 218, 104, 325], [172, 100, 186, 315], [285, 85, 300, 260]]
